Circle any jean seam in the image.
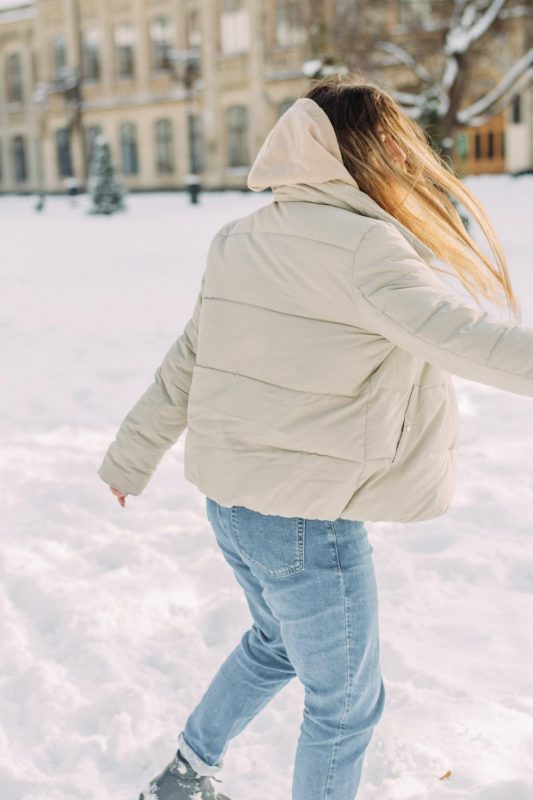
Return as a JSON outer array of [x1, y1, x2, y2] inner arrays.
[[231, 507, 305, 577], [323, 520, 352, 798], [216, 499, 224, 534]]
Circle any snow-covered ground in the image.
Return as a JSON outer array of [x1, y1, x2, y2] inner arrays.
[[1, 175, 532, 800]]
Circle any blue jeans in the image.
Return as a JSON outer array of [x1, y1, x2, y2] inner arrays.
[[177, 497, 386, 800]]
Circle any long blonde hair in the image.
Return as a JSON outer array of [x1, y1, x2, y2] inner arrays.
[[304, 73, 521, 324]]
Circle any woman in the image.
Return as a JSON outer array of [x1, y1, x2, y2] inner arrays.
[[98, 75, 533, 800]]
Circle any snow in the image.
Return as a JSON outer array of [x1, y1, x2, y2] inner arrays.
[[0, 0, 32, 12], [1, 175, 533, 800], [445, 0, 507, 56]]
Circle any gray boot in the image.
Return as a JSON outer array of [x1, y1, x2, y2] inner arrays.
[[138, 749, 232, 800]]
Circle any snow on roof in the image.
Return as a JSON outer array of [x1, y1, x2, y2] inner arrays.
[[0, 0, 33, 23], [0, 0, 32, 7]]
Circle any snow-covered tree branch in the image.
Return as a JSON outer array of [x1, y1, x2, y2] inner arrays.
[[457, 49, 533, 123], [321, 0, 532, 152]]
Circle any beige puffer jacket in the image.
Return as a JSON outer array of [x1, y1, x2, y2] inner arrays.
[[97, 98, 533, 523]]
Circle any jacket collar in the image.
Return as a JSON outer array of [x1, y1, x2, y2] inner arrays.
[[272, 180, 435, 263]]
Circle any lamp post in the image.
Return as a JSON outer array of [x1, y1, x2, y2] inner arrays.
[[54, 63, 87, 189], [170, 47, 202, 202], [31, 82, 49, 211]]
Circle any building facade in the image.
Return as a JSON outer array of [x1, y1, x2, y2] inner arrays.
[[0, 0, 531, 195]]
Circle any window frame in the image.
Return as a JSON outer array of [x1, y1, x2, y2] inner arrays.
[[52, 34, 68, 82], [274, 0, 306, 49], [154, 118, 175, 174], [511, 93, 522, 125], [55, 127, 74, 178], [220, 0, 250, 56], [6, 52, 24, 102], [150, 16, 174, 73], [114, 23, 136, 80], [226, 105, 250, 168], [83, 29, 101, 82], [12, 135, 28, 182], [119, 121, 139, 176]]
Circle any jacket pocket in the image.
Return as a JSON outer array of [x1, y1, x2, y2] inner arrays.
[[230, 505, 305, 578], [391, 383, 419, 466]]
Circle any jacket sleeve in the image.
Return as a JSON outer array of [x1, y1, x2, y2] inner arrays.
[[352, 222, 533, 397], [97, 279, 204, 496]]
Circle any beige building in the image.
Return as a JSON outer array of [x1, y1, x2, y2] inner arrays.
[[0, 0, 531, 195]]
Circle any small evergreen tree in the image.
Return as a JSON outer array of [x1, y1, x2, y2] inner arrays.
[[88, 134, 126, 215]]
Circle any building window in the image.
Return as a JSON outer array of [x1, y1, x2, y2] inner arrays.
[[220, 0, 250, 56], [83, 30, 101, 81], [115, 24, 135, 79], [278, 98, 296, 117], [455, 132, 468, 159], [150, 17, 174, 71], [487, 131, 495, 159], [511, 93, 522, 124], [85, 125, 103, 172], [155, 119, 174, 174], [6, 53, 23, 102], [56, 128, 74, 177], [226, 105, 250, 167], [12, 135, 27, 182], [188, 113, 203, 172], [52, 35, 67, 81], [275, 1, 306, 47], [187, 9, 201, 49], [120, 122, 139, 175], [474, 132, 482, 160]]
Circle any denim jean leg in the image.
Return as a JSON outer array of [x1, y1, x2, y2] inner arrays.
[[293, 519, 385, 800], [177, 498, 297, 776], [252, 516, 385, 800]]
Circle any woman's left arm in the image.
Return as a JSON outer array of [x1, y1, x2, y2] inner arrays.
[[97, 277, 204, 497]]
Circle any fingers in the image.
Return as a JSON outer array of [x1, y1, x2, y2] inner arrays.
[[110, 485, 128, 507]]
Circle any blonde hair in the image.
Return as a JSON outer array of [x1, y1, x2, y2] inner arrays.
[[304, 73, 521, 324]]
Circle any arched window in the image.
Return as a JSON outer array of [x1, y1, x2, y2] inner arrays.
[[188, 114, 203, 173], [115, 24, 135, 78], [226, 105, 250, 167], [56, 128, 74, 177], [12, 135, 27, 182], [150, 17, 173, 71], [220, 0, 249, 56], [7, 53, 23, 102], [275, 1, 306, 47], [155, 119, 175, 174], [52, 35, 67, 81], [186, 9, 201, 49], [120, 122, 139, 175], [83, 30, 101, 82]]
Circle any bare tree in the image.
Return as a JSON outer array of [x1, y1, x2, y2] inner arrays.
[[308, 0, 532, 159]]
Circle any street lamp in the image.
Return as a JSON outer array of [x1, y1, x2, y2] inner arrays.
[[31, 82, 49, 211], [52, 64, 87, 189], [170, 47, 202, 201]]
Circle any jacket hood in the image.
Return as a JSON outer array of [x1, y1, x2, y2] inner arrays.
[[247, 97, 358, 190], [247, 97, 435, 262]]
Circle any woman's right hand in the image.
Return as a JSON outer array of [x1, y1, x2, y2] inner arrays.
[[110, 486, 128, 507]]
